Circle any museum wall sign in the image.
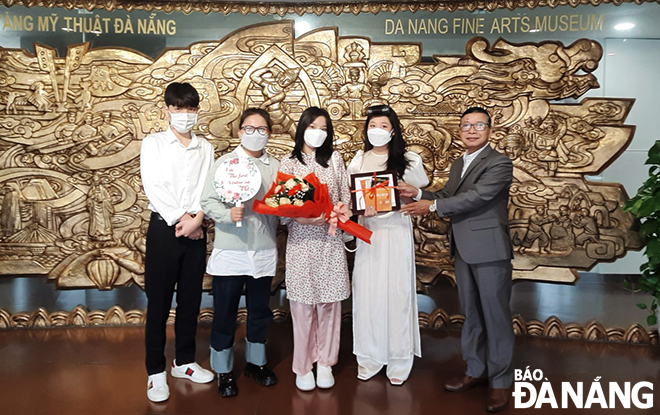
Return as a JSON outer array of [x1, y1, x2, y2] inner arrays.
[[0, 1, 652, 292]]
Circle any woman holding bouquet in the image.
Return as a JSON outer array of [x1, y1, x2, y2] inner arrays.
[[347, 105, 429, 385], [201, 108, 280, 398], [279, 107, 351, 391]]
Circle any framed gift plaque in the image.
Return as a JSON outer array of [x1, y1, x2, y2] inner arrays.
[[350, 170, 401, 216]]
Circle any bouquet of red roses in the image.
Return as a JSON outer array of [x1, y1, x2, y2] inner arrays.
[[263, 176, 316, 207], [253, 171, 372, 244], [254, 172, 328, 218]]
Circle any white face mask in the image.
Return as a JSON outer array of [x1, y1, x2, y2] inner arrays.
[[240, 130, 269, 152], [304, 129, 328, 148], [367, 128, 392, 147], [169, 112, 197, 134]]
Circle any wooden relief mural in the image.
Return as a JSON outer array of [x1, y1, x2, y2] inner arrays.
[[0, 21, 641, 290]]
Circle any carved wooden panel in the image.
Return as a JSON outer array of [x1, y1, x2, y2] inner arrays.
[[1, 306, 657, 346], [0, 21, 641, 289]]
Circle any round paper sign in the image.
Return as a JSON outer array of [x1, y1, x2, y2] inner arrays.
[[213, 156, 262, 226]]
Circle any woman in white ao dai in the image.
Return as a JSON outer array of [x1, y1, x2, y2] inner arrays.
[[347, 105, 429, 385]]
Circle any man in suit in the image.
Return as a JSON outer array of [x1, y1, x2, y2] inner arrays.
[[399, 107, 514, 412]]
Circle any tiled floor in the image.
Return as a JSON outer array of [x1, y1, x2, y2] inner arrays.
[[1, 322, 658, 414]]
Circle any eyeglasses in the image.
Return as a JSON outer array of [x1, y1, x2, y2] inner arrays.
[[367, 106, 392, 116], [459, 122, 489, 132], [241, 125, 269, 135]]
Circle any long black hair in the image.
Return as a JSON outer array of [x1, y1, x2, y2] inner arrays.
[[363, 105, 410, 179], [290, 107, 334, 168]]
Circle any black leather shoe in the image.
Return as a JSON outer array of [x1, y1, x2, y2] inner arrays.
[[217, 372, 238, 397], [244, 363, 278, 386]]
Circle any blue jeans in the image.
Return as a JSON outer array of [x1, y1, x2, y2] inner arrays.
[[210, 275, 273, 372]]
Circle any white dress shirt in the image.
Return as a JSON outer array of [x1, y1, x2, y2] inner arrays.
[[461, 143, 490, 178], [235, 144, 270, 165], [206, 248, 277, 278], [140, 127, 215, 226]]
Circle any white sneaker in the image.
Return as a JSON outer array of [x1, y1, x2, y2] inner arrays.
[[296, 371, 316, 391], [147, 371, 169, 402], [317, 365, 335, 389], [171, 361, 214, 384]]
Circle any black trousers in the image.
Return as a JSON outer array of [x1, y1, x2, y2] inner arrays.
[[211, 275, 273, 351], [144, 212, 206, 375]]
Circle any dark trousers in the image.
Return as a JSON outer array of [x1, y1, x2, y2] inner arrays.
[[144, 212, 206, 375], [211, 275, 273, 350], [454, 249, 514, 389]]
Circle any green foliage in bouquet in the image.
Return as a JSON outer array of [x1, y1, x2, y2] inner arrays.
[[623, 140, 660, 326]]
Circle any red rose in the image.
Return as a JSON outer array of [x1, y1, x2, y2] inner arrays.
[[288, 183, 302, 196]]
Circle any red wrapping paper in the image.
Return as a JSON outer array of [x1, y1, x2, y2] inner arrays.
[[253, 172, 372, 244]]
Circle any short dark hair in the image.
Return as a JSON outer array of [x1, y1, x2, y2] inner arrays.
[[461, 107, 491, 126], [164, 82, 200, 108], [291, 107, 334, 168], [363, 105, 410, 179], [239, 108, 273, 132]]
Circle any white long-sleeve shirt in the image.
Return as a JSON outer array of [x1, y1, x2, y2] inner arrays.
[[140, 128, 215, 226]]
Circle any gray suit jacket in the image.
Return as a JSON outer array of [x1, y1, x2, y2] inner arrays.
[[422, 145, 513, 264]]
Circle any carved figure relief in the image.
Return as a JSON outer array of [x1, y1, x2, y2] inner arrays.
[[86, 172, 114, 242], [0, 21, 641, 289]]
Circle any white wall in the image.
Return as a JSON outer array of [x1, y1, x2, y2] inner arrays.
[[588, 38, 660, 273]]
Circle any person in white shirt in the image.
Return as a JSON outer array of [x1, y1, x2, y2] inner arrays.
[[140, 82, 215, 403], [200, 108, 280, 398], [347, 105, 429, 386]]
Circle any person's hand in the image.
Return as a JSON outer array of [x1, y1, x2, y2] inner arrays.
[[175, 212, 203, 237], [397, 182, 419, 198], [177, 212, 193, 223], [363, 205, 378, 218], [401, 200, 434, 216], [295, 212, 326, 226], [230, 205, 244, 223], [187, 227, 204, 240], [176, 218, 198, 237]]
